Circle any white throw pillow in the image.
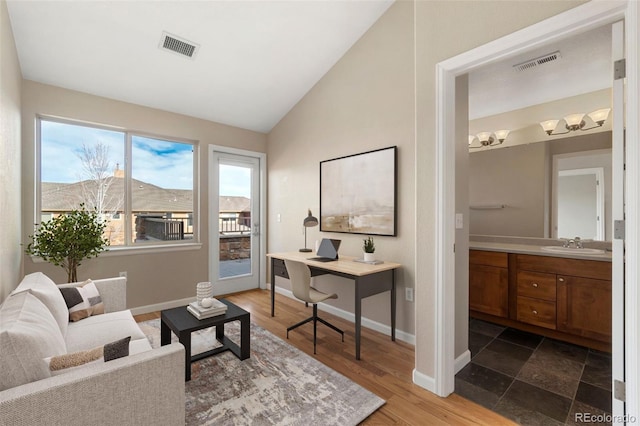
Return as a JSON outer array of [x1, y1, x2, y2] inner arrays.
[[0, 291, 67, 390], [59, 279, 105, 322], [12, 272, 69, 336]]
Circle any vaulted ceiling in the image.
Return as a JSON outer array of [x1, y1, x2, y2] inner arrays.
[[6, 0, 393, 133]]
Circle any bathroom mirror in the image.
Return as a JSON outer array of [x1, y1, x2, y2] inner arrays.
[[468, 132, 612, 241]]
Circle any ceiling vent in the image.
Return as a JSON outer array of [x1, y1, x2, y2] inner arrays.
[[159, 31, 199, 59], [513, 51, 561, 72]]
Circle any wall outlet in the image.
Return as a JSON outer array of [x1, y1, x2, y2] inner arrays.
[[405, 287, 414, 302], [277, 213, 281, 223], [119, 271, 127, 278]]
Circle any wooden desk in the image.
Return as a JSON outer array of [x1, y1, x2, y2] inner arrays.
[[267, 251, 401, 360]]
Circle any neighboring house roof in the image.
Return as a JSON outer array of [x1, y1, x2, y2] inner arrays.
[[42, 179, 249, 214], [219, 196, 251, 213]]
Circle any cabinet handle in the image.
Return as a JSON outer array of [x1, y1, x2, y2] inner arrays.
[[532, 282, 538, 288], [558, 277, 565, 282], [532, 310, 538, 315]]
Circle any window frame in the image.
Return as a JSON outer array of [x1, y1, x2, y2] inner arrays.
[[36, 115, 200, 253]]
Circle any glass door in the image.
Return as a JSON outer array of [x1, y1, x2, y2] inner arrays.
[[210, 151, 260, 295]]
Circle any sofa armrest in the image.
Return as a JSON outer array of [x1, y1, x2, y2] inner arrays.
[[59, 277, 127, 313], [0, 344, 185, 426]]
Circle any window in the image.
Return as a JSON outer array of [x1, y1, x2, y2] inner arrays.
[[38, 117, 197, 247]]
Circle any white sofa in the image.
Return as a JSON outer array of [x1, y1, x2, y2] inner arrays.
[[0, 272, 185, 426]]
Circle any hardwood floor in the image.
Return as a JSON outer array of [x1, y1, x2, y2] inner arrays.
[[134, 289, 515, 425]]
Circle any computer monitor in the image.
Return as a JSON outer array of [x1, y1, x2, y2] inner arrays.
[[312, 238, 341, 261]]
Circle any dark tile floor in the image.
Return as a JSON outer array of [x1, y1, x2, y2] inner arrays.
[[455, 319, 612, 425]]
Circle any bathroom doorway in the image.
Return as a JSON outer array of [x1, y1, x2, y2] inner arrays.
[[432, 2, 637, 422]]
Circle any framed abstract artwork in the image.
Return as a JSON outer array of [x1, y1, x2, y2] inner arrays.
[[320, 146, 397, 236]]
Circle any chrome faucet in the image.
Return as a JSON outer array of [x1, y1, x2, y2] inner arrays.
[[562, 237, 583, 248]]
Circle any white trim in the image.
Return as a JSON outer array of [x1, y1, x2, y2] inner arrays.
[[208, 145, 267, 294], [454, 350, 471, 375], [270, 284, 416, 346], [556, 166, 606, 240], [432, 0, 634, 404], [412, 368, 436, 394], [624, 1, 640, 421], [130, 296, 195, 316]]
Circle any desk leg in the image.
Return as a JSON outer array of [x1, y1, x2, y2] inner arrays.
[[355, 279, 362, 360], [391, 269, 396, 342], [270, 257, 276, 317]]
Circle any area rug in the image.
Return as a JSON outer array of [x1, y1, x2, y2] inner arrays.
[[139, 319, 385, 425]]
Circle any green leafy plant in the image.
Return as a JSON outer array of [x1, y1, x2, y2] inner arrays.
[[363, 236, 375, 254], [25, 204, 109, 282]]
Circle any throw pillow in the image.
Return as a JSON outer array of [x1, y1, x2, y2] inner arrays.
[[59, 280, 105, 322], [45, 336, 131, 375]]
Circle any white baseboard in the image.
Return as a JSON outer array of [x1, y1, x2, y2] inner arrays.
[[271, 284, 416, 345], [130, 296, 195, 316], [413, 368, 436, 393], [131, 285, 416, 347], [454, 349, 471, 374]]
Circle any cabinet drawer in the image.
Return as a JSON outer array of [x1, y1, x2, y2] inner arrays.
[[517, 296, 556, 329], [470, 250, 508, 268], [272, 259, 289, 279], [517, 271, 557, 301]]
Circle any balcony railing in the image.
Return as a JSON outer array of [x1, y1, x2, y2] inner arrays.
[[219, 216, 251, 235], [136, 214, 193, 241]]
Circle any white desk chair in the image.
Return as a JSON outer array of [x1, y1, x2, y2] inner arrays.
[[284, 259, 344, 354]]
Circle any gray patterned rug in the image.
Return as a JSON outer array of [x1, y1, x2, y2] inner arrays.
[[139, 319, 384, 425]]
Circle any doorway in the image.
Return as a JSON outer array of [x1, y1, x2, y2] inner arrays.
[[433, 1, 636, 421], [209, 146, 266, 295]]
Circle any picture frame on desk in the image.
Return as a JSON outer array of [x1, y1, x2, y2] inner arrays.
[[320, 146, 397, 236]]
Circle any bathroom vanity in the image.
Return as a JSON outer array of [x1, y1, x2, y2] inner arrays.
[[469, 240, 612, 352]]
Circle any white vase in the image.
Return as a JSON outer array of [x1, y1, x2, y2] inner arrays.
[[196, 282, 213, 305], [363, 252, 375, 262]]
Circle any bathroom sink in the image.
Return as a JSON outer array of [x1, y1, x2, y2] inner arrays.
[[540, 246, 606, 254]]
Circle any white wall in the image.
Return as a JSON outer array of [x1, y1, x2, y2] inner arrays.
[[0, 0, 22, 301]]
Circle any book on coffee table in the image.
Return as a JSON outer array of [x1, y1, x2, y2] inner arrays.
[[187, 299, 227, 319]]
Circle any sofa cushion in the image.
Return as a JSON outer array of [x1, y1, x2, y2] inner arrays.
[[0, 291, 67, 391], [12, 272, 69, 336], [59, 279, 105, 322], [65, 309, 147, 353]]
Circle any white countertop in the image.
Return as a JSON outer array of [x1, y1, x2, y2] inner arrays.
[[469, 241, 612, 262]]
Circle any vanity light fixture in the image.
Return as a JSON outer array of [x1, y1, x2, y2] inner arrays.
[[540, 108, 611, 136], [468, 129, 510, 149]]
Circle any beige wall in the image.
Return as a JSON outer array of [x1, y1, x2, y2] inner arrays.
[[414, 0, 585, 379], [267, 1, 416, 335], [21, 81, 267, 307], [0, 0, 22, 301]]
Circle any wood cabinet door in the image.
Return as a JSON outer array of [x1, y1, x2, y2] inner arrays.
[[469, 264, 509, 318], [557, 275, 612, 343]]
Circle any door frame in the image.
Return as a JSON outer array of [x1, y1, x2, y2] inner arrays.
[[433, 1, 639, 420], [553, 162, 606, 241], [208, 145, 267, 291]]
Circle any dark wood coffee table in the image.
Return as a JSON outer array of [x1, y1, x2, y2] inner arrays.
[[160, 298, 250, 381]]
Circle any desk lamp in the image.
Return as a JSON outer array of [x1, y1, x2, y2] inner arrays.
[[300, 209, 318, 252]]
